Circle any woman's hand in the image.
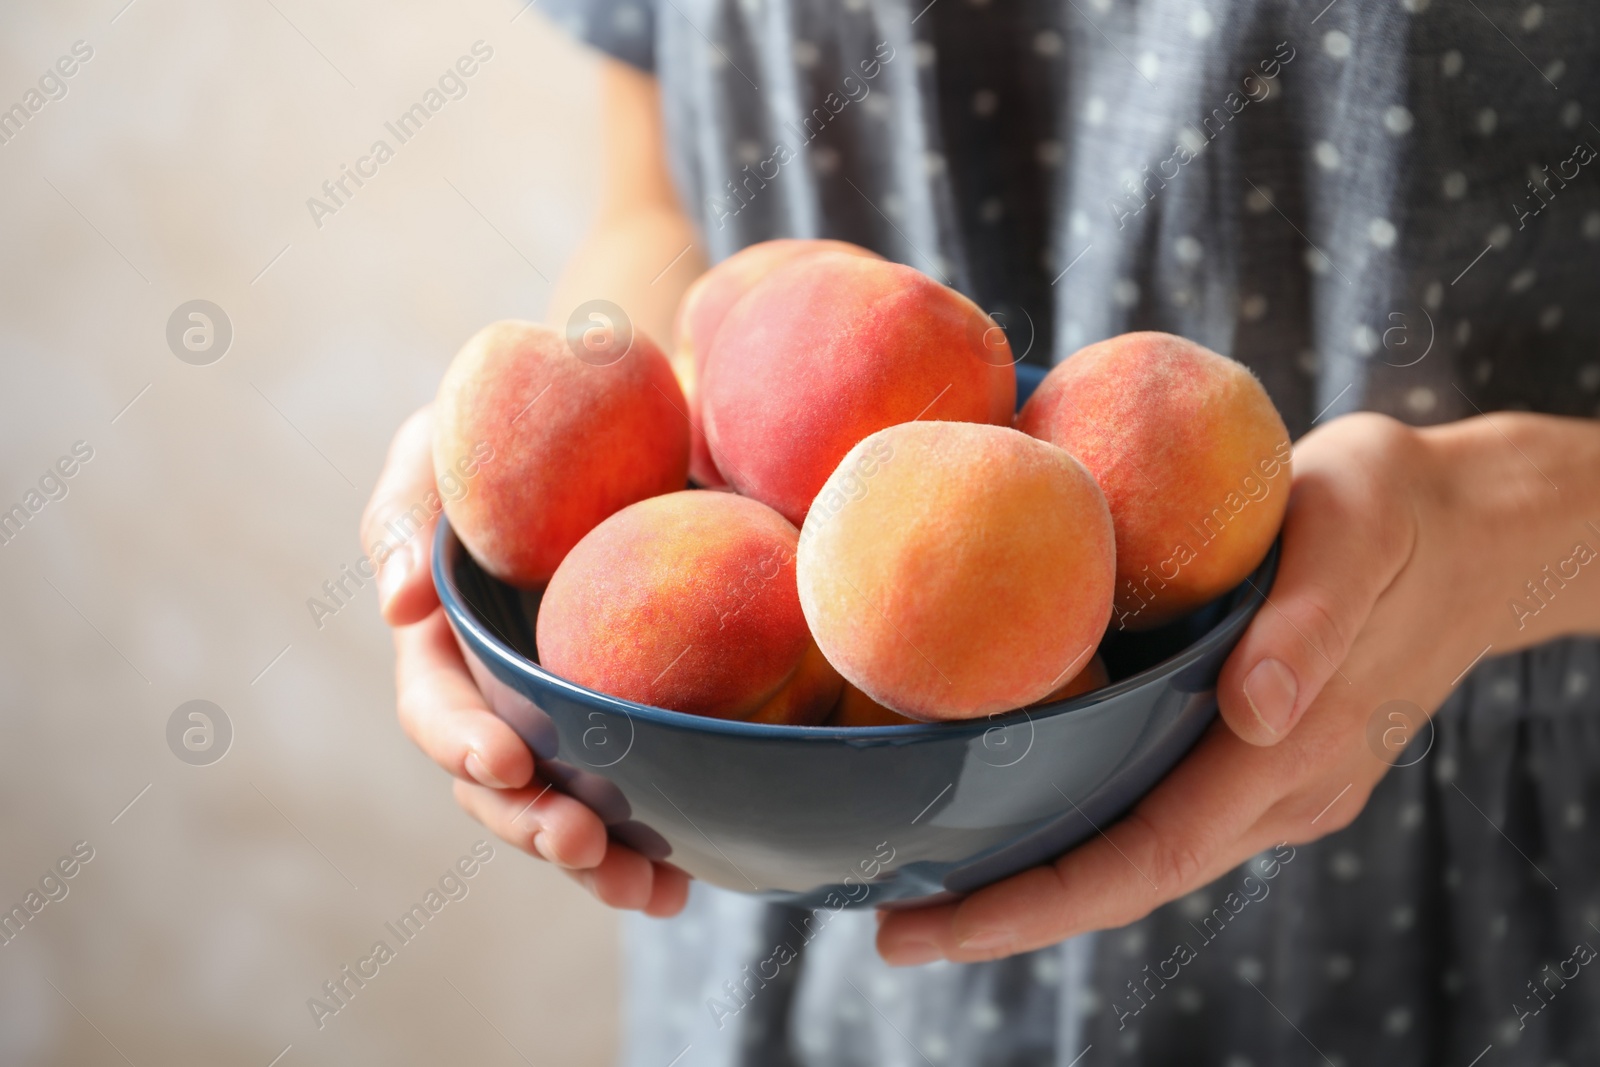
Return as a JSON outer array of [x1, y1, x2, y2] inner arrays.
[[360, 405, 689, 917], [878, 408, 1600, 965]]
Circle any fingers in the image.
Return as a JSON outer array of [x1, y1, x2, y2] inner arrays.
[[359, 404, 442, 627], [395, 607, 535, 791], [454, 778, 609, 870], [1217, 416, 1420, 744], [878, 724, 1278, 965]]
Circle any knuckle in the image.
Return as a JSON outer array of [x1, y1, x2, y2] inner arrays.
[[1287, 593, 1353, 671], [1120, 811, 1209, 899]]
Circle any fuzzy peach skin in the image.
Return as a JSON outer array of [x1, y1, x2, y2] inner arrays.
[[797, 422, 1115, 720], [701, 253, 1017, 526], [673, 239, 881, 488], [433, 320, 689, 589], [536, 491, 841, 723], [1016, 332, 1292, 631]]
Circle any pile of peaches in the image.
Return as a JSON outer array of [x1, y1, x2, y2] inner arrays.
[[434, 240, 1292, 727]]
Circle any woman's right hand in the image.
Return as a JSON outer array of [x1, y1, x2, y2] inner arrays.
[[360, 404, 690, 916]]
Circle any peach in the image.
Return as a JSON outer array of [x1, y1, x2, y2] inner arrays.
[[1031, 654, 1110, 706], [1017, 332, 1291, 629], [536, 491, 841, 723], [701, 253, 1017, 525], [673, 239, 881, 488], [796, 421, 1115, 720], [433, 320, 689, 588], [828, 683, 921, 727]]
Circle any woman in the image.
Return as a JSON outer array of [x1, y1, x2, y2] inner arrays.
[[361, 1, 1600, 1062]]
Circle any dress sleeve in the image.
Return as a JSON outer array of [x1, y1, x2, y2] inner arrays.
[[540, 0, 657, 73]]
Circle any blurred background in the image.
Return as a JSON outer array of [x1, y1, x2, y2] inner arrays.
[[0, 1, 621, 1062]]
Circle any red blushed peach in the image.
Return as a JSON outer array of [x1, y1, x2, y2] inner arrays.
[[701, 253, 1017, 526], [1017, 332, 1291, 629], [536, 491, 841, 724], [433, 320, 689, 588], [673, 239, 881, 488], [796, 422, 1115, 721]]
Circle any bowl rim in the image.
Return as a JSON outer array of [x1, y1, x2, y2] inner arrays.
[[434, 517, 1279, 742]]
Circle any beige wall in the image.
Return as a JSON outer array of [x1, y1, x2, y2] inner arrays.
[[0, 1, 620, 1063]]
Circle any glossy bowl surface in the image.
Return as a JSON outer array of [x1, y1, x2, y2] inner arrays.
[[434, 363, 1279, 909]]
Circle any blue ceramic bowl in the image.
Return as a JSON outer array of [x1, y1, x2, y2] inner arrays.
[[434, 363, 1278, 910]]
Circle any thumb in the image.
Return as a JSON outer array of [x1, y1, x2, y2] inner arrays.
[[359, 404, 443, 627], [1216, 440, 1416, 745]]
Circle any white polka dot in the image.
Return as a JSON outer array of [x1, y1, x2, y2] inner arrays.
[[1402, 0, 1431, 10], [1386, 1006, 1414, 1034], [1400, 801, 1425, 828], [1088, 0, 1111, 10], [972, 88, 998, 117], [1189, 9, 1214, 37], [1545, 58, 1566, 83], [1171, 288, 1195, 307], [1579, 364, 1600, 391], [913, 41, 936, 67], [979, 197, 1003, 223], [1392, 906, 1417, 931], [792, 40, 820, 68], [1562, 101, 1583, 128], [1297, 349, 1321, 374], [1120, 928, 1147, 955], [1176, 987, 1203, 1012], [1370, 218, 1398, 248], [1521, 3, 1544, 31], [1490, 912, 1509, 938], [1330, 851, 1362, 880], [1323, 30, 1352, 58], [1456, 321, 1473, 346], [1488, 223, 1513, 249], [1314, 140, 1342, 169], [1178, 891, 1211, 919], [863, 93, 891, 118], [1354, 324, 1379, 355], [1443, 171, 1468, 199], [1442, 50, 1464, 76], [1175, 235, 1203, 264], [1070, 209, 1090, 237], [843, 0, 867, 11], [1235, 957, 1264, 983], [1036, 140, 1063, 166], [1242, 293, 1268, 320], [1327, 954, 1354, 979], [1443, 865, 1463, 889], [923, 152, 947, 177], [1510, 268, 1537, 292], [1565, 801, 1588, 828], [1305, 247, 1332, 274], [839, 998, 865, 1021], [1539, 305, 1563, 331], [965, 0, 991, 7], [1443, 968, 1464, 991], [1032, 954, 1061, 985], [1084, 95, 1107, 124], [1384, 105, 1415, 134], [1406, 386, 1437, 414], [1424, 281, 1444, 309], [1435, 752, 1458, 783], [812, 146, 841, 175], [1178, 127, 1208, 154], [1138, 52, 1161, 81], [1246, 186, 1274, 213], [870, 972, 896, 999], [1112, 278, 1140, 307], [970, 1000, 1001, 1030], [704, 44, 727, 69], [1582, 211, 1600, 239], [1477, 108, 1498, 135], [1033, 30, 1062, 56], [924, 1034, 950, 1062], [1224, 1056, 1254, 1067], [1473, 359, 1491, 384], [882, 192, 904, 218]]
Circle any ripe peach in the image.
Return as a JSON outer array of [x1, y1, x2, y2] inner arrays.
[[433, 320, 689, 588], [536, 491, 841, 723], [673, 239, 881, 488], [702, 253, 1017, 525], [796, 422, 1115, 721], [829, 683, 921, 727], [1016, 332, 1291, 629], [1031, 654, 1110, 706]]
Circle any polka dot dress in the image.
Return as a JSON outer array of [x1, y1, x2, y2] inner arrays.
[[543, 1, 1600, 1063]]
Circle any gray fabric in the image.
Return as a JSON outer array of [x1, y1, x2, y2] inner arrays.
[[542, 0, 1600, 1062]]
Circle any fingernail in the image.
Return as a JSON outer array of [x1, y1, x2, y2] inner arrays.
[[884, 939, 941, 966], [955, 929, 1014, 954], [376, 540, 416, 614], [464, 750, 509, 789], [1242, 658, 1298, 736]]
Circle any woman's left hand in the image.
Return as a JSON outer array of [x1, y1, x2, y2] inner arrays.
[[878, 408, 1599, 966]]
